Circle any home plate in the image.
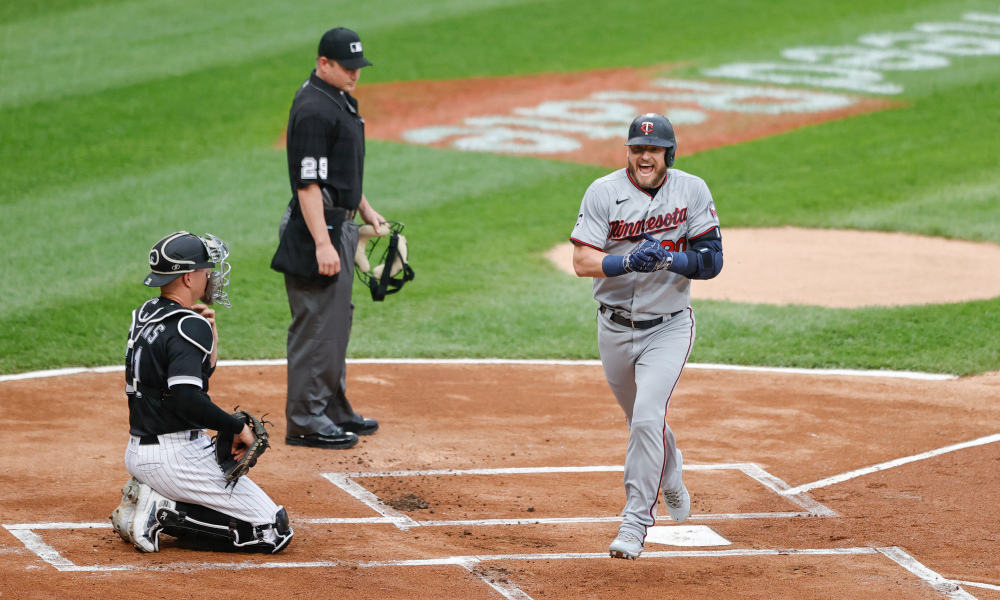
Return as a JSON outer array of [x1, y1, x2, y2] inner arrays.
[[645, 525, 731, 547]]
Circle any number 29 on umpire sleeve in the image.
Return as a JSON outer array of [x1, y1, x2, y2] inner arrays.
[[300, 157, 328, 180]]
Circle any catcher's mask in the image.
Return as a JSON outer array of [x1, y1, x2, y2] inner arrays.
[[144, 231, 232, 307], [355, 221, 414, 301]]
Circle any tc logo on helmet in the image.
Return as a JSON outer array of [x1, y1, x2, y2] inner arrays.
[[640, 121, 654, 134]]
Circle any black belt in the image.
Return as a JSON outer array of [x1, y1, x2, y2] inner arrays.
[[138, 430, 201, 445], [329, 206, 357, 220], [600, 306, 683, 329]]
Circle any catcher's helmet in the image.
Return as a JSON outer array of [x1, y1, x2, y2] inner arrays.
[[625, 113, 676, 166], [143, 231, 214, 287]]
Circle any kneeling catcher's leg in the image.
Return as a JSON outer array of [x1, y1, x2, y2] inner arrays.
[[158, 503, 293, 554]]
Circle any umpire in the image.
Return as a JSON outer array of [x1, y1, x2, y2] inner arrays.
[[272, 27, 385, 449]]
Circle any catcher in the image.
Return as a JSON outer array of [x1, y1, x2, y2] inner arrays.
[[109, 231, 292, 554]]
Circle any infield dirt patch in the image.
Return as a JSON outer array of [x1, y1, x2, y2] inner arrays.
[[2, 363, 997, 598], [546, 227, 1000, 307]]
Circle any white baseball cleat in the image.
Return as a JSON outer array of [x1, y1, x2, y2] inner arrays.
[[608, 530, 643, 560], [663, 448, 691, 522], [109, 476, 141, 544], [128, 484, 174, 553], [662, 483, 691, 522]]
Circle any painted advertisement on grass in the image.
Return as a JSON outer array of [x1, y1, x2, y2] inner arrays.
[[354, 69, 894, 167]]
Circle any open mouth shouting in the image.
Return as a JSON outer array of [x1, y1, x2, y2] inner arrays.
[[627, 144, 667, 189]]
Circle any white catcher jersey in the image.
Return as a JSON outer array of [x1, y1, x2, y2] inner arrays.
[[570, 168, 720, 318]]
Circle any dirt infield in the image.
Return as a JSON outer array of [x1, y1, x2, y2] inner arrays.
[[545, 228, 1000, 308], [2, 363, 998, 598]]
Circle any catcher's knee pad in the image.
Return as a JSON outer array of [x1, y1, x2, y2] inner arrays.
[[232, 507, 293, 554], [270, 506, 294, 553]]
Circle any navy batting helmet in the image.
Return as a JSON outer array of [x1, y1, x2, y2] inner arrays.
[[625, 113, 676, 166]]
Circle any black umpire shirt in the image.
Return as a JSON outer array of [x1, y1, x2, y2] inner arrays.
[[286, 70, 366, 212], [125, 297, 242, 437]]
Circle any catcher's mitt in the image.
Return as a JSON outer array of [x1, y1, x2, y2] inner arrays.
[[215, 410, 270, 486]]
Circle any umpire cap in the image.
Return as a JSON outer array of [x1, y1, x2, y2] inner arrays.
[[143, 231, 214, 287], [319, 27, 373, 69]]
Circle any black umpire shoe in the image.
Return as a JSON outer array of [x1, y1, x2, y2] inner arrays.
[[337, 414, 379, 436], [285, 429, 358, 449]]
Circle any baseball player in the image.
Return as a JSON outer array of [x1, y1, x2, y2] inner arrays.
[[569, 113, 723, 559], [109, 231, 293, 553]]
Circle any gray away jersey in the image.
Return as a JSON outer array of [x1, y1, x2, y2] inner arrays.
[[570, 168, 720, 318]]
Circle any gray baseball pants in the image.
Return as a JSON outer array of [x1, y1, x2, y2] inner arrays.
[[597, 306, 695, 540], [282, 217, 361, 436]]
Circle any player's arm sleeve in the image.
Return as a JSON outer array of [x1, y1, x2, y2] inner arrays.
[[170, 385, 245, 434], [167, 317, 242, 433], [288, 113, 335, 191], [177, 316, 214, 373], [667, 181, 723, 280], [571, 183, 624, 277], [666, 228, 723, 280], [178, 313, 217, 376], [165, 317, 213, 389], [569, 181, 610, 251]]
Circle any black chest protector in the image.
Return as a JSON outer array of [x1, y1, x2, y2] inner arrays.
[[124, 297, 214, 436]]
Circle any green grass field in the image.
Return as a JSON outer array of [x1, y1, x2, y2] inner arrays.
[[2, 0, 999, 375]]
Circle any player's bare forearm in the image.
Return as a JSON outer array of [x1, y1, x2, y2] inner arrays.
[[572, 243, 608, 278]]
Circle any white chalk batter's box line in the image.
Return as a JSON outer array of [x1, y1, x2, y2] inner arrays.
[[318, 463, 837, 531], [0, 526, 986, 600], [7, 441, 998, 594], [4, 463, 992, 598], [1, 462, 826, 575]]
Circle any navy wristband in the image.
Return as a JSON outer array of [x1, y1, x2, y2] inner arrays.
[[602, 255, 628, 277], [666, 251, 689, 274]]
